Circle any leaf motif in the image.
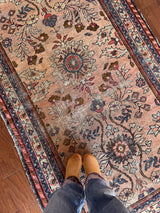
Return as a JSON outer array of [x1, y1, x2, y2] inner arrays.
[[121, 64, 126, 70], [103, 63, 108, 70], [135, 134, 142, 138], [84, 33, 92, 36], [130, 61, 134, 67], [56, 33, 61, 39], [115, 188, 120, 192]]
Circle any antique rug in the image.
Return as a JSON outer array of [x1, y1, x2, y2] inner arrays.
[[0, 0, 160, 212]]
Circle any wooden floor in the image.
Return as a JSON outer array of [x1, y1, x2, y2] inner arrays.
[[0, 116, 41, 213], [134, 0, 160, 42], [0, 1, 160, 212]]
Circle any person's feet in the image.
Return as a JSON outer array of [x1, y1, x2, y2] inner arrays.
[[65, 153, 101, 179], [65, 153, 82, 179], [83, 153, 101, 176]]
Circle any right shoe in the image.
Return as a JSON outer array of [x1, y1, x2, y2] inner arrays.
[[82, 153, 101, 176]]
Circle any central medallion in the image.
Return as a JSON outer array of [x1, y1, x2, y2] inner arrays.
[[63, 53, 83, 73]]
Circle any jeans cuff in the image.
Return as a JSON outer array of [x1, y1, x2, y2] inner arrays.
[[85, 172, 105, 185], [63, 176, 83, 187]]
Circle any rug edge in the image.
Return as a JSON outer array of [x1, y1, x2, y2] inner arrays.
[[0, 41, 65, 209], [98, 0, 160, 101]]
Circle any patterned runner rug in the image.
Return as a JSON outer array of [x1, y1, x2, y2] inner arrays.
[[0, 0, 160, 212]]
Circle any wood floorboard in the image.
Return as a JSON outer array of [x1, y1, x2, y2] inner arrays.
[[0, 117, 41, 213], [0, 0, 160, 212], [0, 121, 22, 180], [134, 0, 160, 42]]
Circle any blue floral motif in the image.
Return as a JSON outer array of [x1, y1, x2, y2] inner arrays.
[[90, 99, 105, 113], [135, 36, 141, 43], [118, 8, 124, 13], [43, 15, 57, 27], [2, 37, 12, 48], [136, 78, 146, 87], [144, 156, 160, 171], [109, 175, 128, 192], [115, 106, 132, 123], [153, 65, 159, 73]]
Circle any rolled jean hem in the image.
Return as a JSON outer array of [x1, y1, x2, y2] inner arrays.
[[63, 176, 83, 187], [85, 172, 105, 185]]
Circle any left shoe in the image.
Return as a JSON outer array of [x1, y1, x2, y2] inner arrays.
[[65, 153, 82, 180]]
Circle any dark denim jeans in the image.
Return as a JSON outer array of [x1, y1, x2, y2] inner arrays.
[[44, 173, 129, 213]]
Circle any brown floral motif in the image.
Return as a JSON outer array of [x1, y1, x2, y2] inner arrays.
[[102, 72, 118, 86], [131, 92, 150, 118], [27, 55, 37, 65], [48, 95, 60, 104], [12, 61, 18, 67], [99, 84, 110, 92], [75, 23, 85, 33], [75, 97, 84, 107], [109, 61, 119, 70], [34, 43, 45, 54], [87, 22, 99, 31], [102, 72, 112, 82], [38, 33, 49, 42], [64, 20, 73, 28], [62, 94, 72, 102]]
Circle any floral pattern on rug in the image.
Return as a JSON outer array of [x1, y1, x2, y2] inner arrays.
[[0, 0, 160, 211]]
